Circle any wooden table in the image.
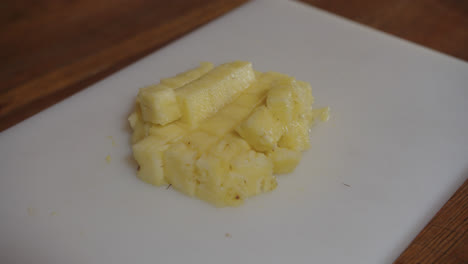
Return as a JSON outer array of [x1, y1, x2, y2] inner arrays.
[[1, 1, 467, 263]]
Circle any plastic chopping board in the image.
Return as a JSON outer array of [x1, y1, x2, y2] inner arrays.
[[1, 1, 467, 263]]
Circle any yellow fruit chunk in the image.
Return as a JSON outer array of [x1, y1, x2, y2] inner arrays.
[[160, 62, 214, 88], [267, 85, 295, 124], [236, 106, 284, 152], [208, 133, 251, 161], [199, 113, 236, 137], [137, 62, 214, 125], [147, 122, 186, 143], [278, 119, 310, 151], [268, 147, 302, 174], [132, 136, 169, 186], [229, 150, 276, 197], [163, 143, 199, 196], [195, 154, 233, 207], [138, 85, 181, 126], [181, 131, 219, 152], [293, 80, 314, 116], [176, 61, 255, 128], [128, 104, 148, 143]]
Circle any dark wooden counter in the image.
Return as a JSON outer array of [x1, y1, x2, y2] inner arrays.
[[0, 1, 467, 263]]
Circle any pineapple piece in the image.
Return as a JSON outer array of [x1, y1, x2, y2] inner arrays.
[[138, 85, 181, 125], [301, 106, 330, 127], [181, 131, 219, 152], [293, 80, 314, 116], [236, 106, 284, 152], [267, 147, 302, 174], [278, 119, 310, 151], [163, 143, 200, 197], [195, 134, 253, 207], [128, 109, 141, 130], [132, 136, 169, 186], [160, 62, 214, 88], [199, 80, 267, 137], [196, 149, 275, 207], [266, 85, 295, 124], [147, 122, 186, 143], [128, 104, 149, 143], [229, 150, 276, 197], [232, 92, 266, 108], [208, 133, 251, 161], [176, 61, 255, 128], [137, 62, 214, 126], [195, 154, 236, 207], [199, 113, 236, 137]]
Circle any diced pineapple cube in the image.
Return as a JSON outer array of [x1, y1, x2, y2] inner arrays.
[[147, 122, 186, 143], [128, 105, 148, 143], [138, 85, 181, 125], [160, 62, 214, 88], [196, 153, 229, 189], [293, 80, 314, 116], [229, 150, 275, 196], [232, 92, 266, 108], [235, 106, 284, 152], [132, 136, 169, 186], [163, 143, 200, 196], [128, 111, 140, 130], [181, 131, 219, 152], [266, 85, 295, 124], [176, 61, 255, 128], [199, 114, 236, 137], [278, 119, 310, 151], [195, 153, 246, 207], [217, 102, 255, 123], [301, 106, 330, 127], [208, 133, 251, 161], [267, 147, 302, 174]]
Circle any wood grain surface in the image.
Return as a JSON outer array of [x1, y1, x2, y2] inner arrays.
[[395, 179, 468, 263], [0, 0, 247, 131], [303, 0, 468, 62], [0, 0, 467, 263]]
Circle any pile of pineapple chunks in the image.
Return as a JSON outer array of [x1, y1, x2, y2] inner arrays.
[[128, 61, 328, 207]]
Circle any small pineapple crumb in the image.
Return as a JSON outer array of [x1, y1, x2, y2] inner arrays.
[[27, 207, 36, 216], [225, 233, 231, 238], [50, 211, 57, 216], [107, 136, 116, 146], [106, 155, 111, 164]]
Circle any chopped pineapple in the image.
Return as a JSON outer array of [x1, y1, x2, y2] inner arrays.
[[138, 85, 181, 125], [235, 106, 284, 152], [160, 62, 214, 88], [278, 119, 310, 151], [128, 104, 149, 143], [180, 131, 219, 152], [176, 61, 255, 128], [229, 150, 275, 197], [293, 80, 314, 116], [268, 147, 302, 174], [147, 122, 186, 143], [267, 85, 295, 124], [137, 62, 214, 125], [132, 136, 169, 186], [163, 143, 199, 196], [129, 61, 328, 207]]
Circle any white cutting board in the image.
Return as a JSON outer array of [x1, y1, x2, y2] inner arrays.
[[1, 1, 467, 263]]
